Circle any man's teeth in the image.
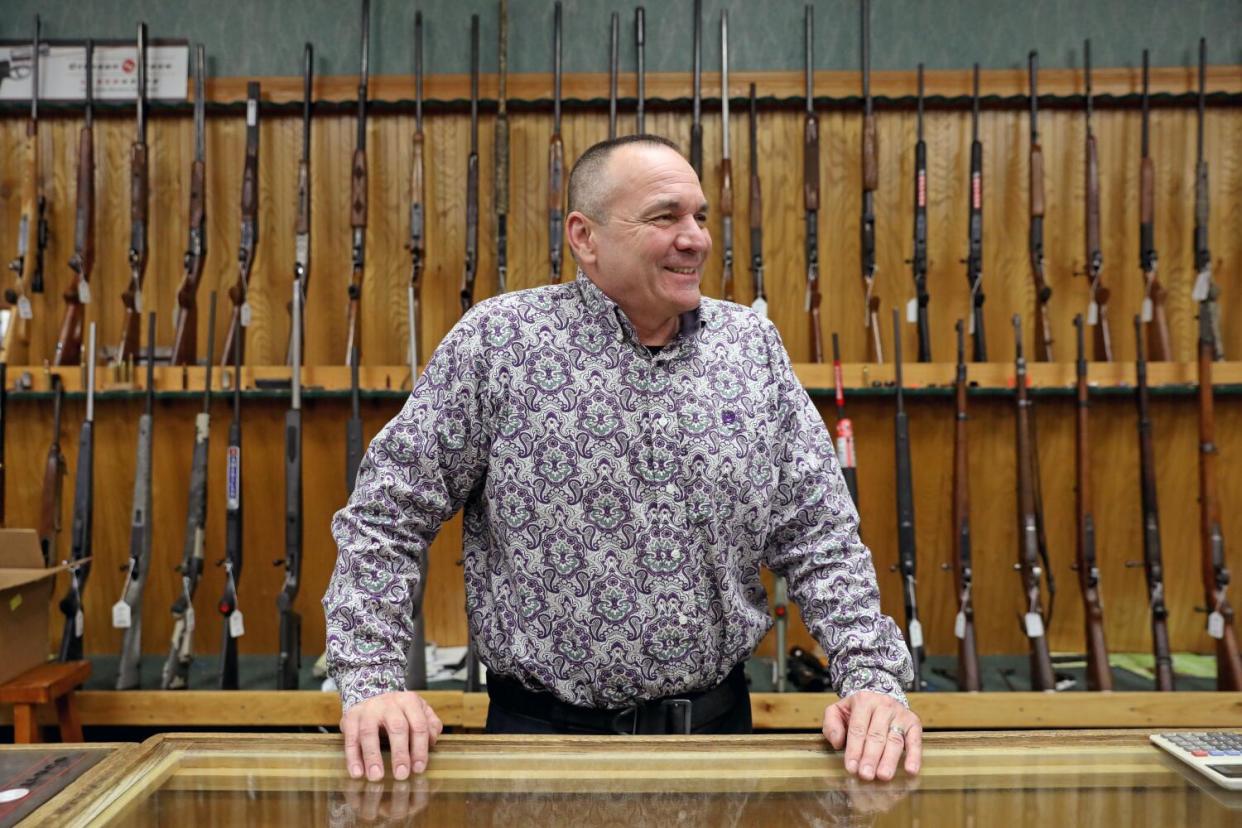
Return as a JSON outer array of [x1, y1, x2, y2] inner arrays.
[[666, 267, 698, 274]]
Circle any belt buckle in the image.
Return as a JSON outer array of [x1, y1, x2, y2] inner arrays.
[[610, 704, 639, 735], [661, 698, 693, 734]]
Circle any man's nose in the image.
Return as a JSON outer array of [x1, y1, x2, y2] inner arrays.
[[675, 217, 711, 253]]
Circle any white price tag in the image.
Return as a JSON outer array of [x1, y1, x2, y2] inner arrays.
[[78, 280, 92, 304], [1087, 301, 1099, 326], [1024, 612, 1045, 639], [229, 610, 246, 639], [134, 288, 143, 313], [112, 600, 132, 629], [75, 609, 84, 638], [1192, 271, 1211, 302], [954, 611, 967, 640], [1209, 611, 1226, 640], [17, 296, 32, 320], [907, 619, 924, 649], [968, 312, 976, 336], [247, 98, 258, 126], [906, 298, 918, 324], [751, 296, 767, 320], [185, 605, 196, 633], [240, 302, 252, 327], [1140, 297, 1153, 323]]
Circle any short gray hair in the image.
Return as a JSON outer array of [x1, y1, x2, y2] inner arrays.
[[567, 134, 682, 222]]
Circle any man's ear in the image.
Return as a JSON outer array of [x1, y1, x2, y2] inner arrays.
[[565, 211, 596, 267]]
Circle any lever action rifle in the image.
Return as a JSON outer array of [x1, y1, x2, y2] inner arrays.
[[163, 294, 217, 689], [495, 0, 509, 296], [718, 11, 733, 302], [1013, 315, 1056, 690], [908, 64, 930, 362], [548, 3, 564, 285], [951, 321, 980, 690], [892, 310, 923, 687], [1081, 40, 1111, 362], [219, 306, 245, 690], [802, 5, 822, 363], [1131, 314, 1174, 691], [635, 7, 645, 133], [117, 23, 149, 365], [1028, 53, 1054, 362], [408, 22, 424, 367], [172, 44, 207, 365], [1192, 38, 1222, 360], [461, 15, 480, 315], [859, 0, 881, 363], [291, 43, 313, 365], [747, 84, 766, 319], [277, 268, 305, 691], [58, 324, 96, 662], [39, 375, 66, 566], [4, 15, 47, 365], [1073, 314, 1111, 690], [1138, 50, 1171, 362], [608, 12, 619, 139], [115, 313, 156, 689], [55, 40, 94, 367], [965, 64, 987, 362], [689, 0, 703, 179], [346, 0, 370, 365], [221, 82, 260, 368]]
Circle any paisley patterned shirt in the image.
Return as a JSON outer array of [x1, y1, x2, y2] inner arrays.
[[325, 271, 914, 711]]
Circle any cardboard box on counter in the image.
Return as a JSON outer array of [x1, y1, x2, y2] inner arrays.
[[0, 529, 57, 685]]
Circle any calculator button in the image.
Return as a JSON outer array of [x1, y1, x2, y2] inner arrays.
[[1192, 750, 1209, 757]]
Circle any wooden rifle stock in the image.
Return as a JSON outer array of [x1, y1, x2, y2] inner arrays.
[[1028, 52, 1053, 362], [951, 321, 980, 691], [1137, 50, 1171, 362], [117, 23, 149, 365]]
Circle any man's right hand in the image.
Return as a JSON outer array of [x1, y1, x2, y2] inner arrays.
[[341, 691, 444, 781]]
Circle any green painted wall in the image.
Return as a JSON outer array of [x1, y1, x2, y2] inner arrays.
[[1, 1, 1238, 79]]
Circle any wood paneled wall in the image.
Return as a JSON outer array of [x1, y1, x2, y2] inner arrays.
[[0, 66, 1239, 670]]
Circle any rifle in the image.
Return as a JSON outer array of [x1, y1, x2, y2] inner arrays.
[[608, 13, 619, 140], [221, 81, 261, 368], [802, 5, 822, 363], [0, 363, 5, 526], [346, 348, 363, 501], [1081, 40, 1112, 362], [58, 324, 95, 663], [1192, 38, 1222, 360], [116, 22, 149, 365], [548, 3, 564, 285], [892, 310, 923, 688], [718, 12, 733, 303], [291, 43, 313, 365], [689, 0, 703, 179], [346, 0, 370, 365], [55, 40, 94, 367], [115, 313, 156, 689], [747, 84, 766, 319], [3, 15, 46, 365], [1131, 314, 1174, 691], [907, 64, 930, 363], [831, 333, 858, 507], [495, 0, 509, 296], [951, 321, 980, 691], [162, 293, 217, 689], [461, 15, 479, 315], [38, 377, 66, 566], [1073, 315, 1111, 690], [965, 64, 986, 362], [218, 305, 245, 690], [635, 7, 645, 134], [39, 375, 66, 566], [172, 44, 208, 365], [1028, 52, 1054, 362], [1138, 50, 1171, 362], [1012, 315, 1056, 691], [860, 0, 881, 363], [408, 22, 424, 368], [773, 574, 788, 693], [277, 275, 305, 691]]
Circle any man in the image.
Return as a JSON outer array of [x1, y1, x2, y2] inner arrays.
[[325, 135, 919, 785]]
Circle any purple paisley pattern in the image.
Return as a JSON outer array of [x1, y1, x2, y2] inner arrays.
[[325, 271, 913, 710]]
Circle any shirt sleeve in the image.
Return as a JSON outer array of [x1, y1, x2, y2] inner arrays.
[[324, 317, 492, 710], [759, 323, 915, 706]]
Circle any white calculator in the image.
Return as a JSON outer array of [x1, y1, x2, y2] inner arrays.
[[1151, 732, 1242, 790]]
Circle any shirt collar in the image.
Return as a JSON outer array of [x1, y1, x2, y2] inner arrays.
[[574, 268, 704, 348]]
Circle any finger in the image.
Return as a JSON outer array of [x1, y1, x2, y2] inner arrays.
[[842, 697, 875, 775], [857, 703, 897, 781], [420, 696, 444, 745], [358, 717, 384, 782], [360, 780, 384, 822], [903, 718, 924, 775], [821, 701, 849, 750], [408, 702, 431, 775], [384, 709, 412, 781], [382, 779, 412, 821], [341, 714, 365, 779], [874, 712, 909, 782]]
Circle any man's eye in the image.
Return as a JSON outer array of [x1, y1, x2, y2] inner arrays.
[[695, 213, 708, 224]]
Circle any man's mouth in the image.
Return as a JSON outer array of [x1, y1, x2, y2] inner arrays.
[[664, 266, 699, 276]]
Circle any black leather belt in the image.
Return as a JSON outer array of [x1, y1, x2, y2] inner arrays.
[[487, 664, 747, 735]]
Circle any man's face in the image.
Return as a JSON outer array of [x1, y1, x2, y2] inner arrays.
[[575, 144, 712, 325]]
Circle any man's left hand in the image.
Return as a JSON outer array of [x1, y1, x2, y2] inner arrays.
[[822, 691, 922, 782]]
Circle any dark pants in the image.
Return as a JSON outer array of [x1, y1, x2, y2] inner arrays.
[[485, 664, 753, 735]]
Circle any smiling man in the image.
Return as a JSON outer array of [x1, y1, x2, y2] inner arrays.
[[325, 135, 919, 786]]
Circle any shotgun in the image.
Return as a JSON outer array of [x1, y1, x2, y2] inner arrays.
[[39, 375, 66, 566], [803, 5, 822, 363], [408, 23, 423, 368], [747, 84, 765, 319], [289, 43, 312, 365], [1028, 52, 1054, 362], [219, 305, 245, 690], [171, 45, 208, 365], [1138, 49, 1171, 362], [495, 0, 509, 295], [635, 8, 645, 134], [689, 0, 703, 179], [1081, 40, 1111, 362], [460, 15, 479, 315], [860, 0, 881, 363], [345, 0, 370, 365], [116, 23, 149, 365], [965, 64, 986, 362], [221, 81, 261, 368], [608, 13, 619, 139], [908, 64, 930, 362], [58, 325, 95, 662], [893, 310, 923, 687], [718, 11, 733, 302], [548, 3, 564, 284], [951, 320, 981, 690], [1192, 38, 1221, 359], [55, 40, 94, 367], [277, 266, 305, 691]]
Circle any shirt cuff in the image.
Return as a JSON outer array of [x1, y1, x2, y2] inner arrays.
[[333, 662, 407, 711], [837, 668, 910, 709]]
